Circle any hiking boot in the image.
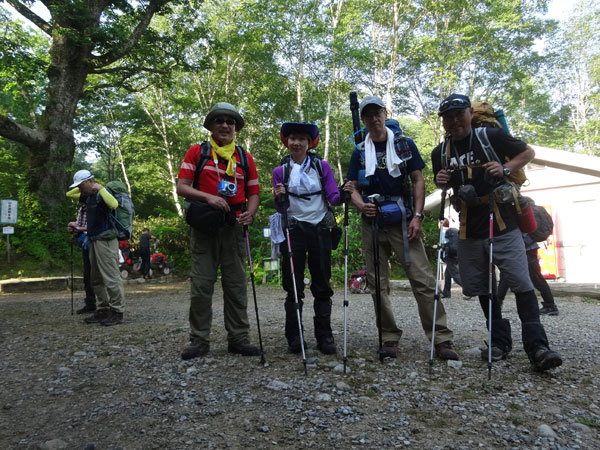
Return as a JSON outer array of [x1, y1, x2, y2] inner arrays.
[[531, 347, 563, 372], [317, 336, 337, 355], [288, 336, 310, 354], [100, 310, 123, 326], [380, 341, 399, 358], [435, 341, 459, 360], [181, 339, 210, 360], [77, 304, 96, 315], [480, 345, 509, 361], [539, 305, 559, 316], [228, 339, 260, 356], [84, 308, 109, 324]]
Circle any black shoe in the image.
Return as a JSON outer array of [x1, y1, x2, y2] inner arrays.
[[539, 305, 559, 316], [380, 341, 399, 358], [317, 336, 337, 355], [77, 304, 96, 315], [480, 345, 509, 361], [84, 309, 110, 324], [228, 339, 260, 356], [100, 310, 123, 326], [181, 339, 210, 360], [531, 347, 563, 372], [288, 336, 308, 354]]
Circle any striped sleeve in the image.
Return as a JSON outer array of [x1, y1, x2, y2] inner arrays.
[[178, 145, 202, 180], [245, 151, 260, 196]]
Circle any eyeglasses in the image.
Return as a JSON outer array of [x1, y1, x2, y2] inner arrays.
[[439, 98, 469, 114], [361, 108, 385, 119], [214, 117, 236, 126]]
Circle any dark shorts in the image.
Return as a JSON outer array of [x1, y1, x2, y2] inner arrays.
[[458, 228, 533, 296]]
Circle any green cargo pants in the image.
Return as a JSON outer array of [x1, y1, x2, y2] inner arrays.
[[188, 222, 250, 344]]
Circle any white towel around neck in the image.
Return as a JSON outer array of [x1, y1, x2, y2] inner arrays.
[[364, 127, 403, 178], [288, 156, 320, 194]]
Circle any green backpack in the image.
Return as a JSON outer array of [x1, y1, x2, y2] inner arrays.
[[105, 181, 135, 240]]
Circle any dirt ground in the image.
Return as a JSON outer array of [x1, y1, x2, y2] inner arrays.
[[0, 281, 598, 450]]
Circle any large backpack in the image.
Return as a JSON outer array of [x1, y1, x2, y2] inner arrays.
[[105, 180, 135, 240], [440, 103, 527, 188], [527, 202, 554, 242]]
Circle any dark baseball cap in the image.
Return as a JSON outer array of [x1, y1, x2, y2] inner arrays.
[[438, 94, 471, 116]]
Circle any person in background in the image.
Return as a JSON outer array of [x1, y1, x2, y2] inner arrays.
[[69, 169, 124, 326], [66, 188, 97, 314], [139, 228, 158, 279]]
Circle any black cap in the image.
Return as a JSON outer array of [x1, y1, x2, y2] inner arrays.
[[438, 94, 471, 116]]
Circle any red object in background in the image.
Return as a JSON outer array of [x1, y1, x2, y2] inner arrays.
[[119, 240, 130, 250], [537, 205, 560, 279], [151, 252, 167, 263]]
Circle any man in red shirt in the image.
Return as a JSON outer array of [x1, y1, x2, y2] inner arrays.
[[177, 102, 260, 360]]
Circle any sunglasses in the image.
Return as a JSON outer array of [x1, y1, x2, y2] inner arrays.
[[214, 117, 236, 126], [439, 98, 469, 113]]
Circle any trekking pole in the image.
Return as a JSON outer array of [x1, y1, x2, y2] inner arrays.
[[367, 195, 384, 363], [279, 197, 308, 376], [70, 236, 74, 315], [429, 188, 447, 374], [242, 211, 266, 366], [487, 193, 495, 380], [342, 181, 350, 374]]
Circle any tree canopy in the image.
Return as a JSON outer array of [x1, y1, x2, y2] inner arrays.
[[1, 0, 598, 277]]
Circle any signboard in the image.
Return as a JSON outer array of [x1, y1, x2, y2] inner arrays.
[[1, 199, 18, 224], [3, 227, 14, 235], [538, 205, 560, 279]]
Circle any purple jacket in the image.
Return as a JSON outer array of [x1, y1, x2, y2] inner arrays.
[[272, 158, 341, 212]]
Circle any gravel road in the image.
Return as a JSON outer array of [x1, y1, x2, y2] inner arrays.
[[0, 280, 598, 450]]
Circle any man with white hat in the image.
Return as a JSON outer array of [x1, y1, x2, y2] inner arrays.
[[69, 170, 124, 326]]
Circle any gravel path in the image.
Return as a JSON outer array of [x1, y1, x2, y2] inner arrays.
[[0, 281, 598, 450]]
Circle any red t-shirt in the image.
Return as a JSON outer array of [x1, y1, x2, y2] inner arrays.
[[178, 144, 260, 206]]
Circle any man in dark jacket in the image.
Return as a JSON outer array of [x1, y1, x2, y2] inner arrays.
[[431, 93, 561, 372]]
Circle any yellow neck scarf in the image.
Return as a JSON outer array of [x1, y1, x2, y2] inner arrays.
[[210, 136, 237, 177]]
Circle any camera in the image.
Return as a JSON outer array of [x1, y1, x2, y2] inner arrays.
[[218, 180, 237, 197]]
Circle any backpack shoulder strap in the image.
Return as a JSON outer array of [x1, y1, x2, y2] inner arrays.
[[235, 145, 249, 198], [474, 127, 502, 164], [280, 155, 292, 187], [192, 141, 212, 189]]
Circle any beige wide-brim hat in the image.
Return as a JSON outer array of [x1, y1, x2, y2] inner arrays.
[[203, 102, 245, 131]]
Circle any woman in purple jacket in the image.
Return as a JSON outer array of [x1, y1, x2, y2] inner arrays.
[[273, 122, 341, 355]]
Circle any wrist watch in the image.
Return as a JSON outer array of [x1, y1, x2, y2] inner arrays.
[[414, 212, 424, 221], [502, 165, 511, 177]]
